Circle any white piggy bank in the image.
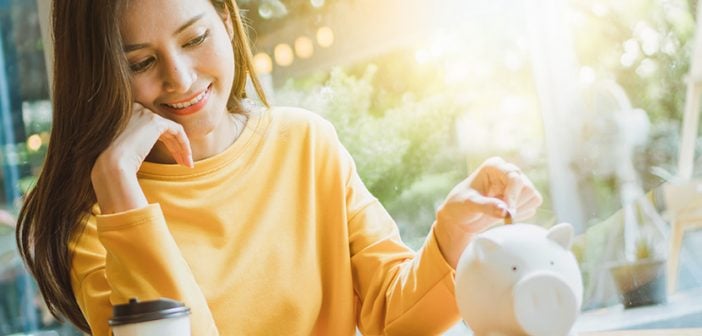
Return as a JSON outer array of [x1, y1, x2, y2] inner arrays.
[[455, 223, 583, 336]]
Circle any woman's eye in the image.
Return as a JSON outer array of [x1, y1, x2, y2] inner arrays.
[[130, 58, 154, 73], [184, 30, 209, 48]]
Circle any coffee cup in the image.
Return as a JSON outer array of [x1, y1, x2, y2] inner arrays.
[[109, 298, 191, 336]]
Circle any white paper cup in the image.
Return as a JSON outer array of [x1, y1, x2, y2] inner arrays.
[[110, 298, 191, 336]]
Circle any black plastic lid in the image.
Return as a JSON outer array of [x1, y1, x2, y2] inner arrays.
[[109, 298, 191, 326]]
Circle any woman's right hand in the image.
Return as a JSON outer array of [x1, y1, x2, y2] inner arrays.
[[90, 103, 193, 214], [433, 157, 543, 268]]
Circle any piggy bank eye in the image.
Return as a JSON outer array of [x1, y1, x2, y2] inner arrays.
[[511, 266, 518, 272]]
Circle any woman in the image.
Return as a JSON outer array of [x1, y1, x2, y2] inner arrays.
[[16, 0, 542, 334]]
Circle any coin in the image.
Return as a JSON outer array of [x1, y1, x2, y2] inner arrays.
[[504, 210, 513, 225]]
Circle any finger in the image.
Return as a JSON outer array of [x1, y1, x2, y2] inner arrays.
[[158, 133, 187, 166], [516, 187, 543, 208], [502, 164, 524, 209], [483, 156, 507, 168], [464, 190, 509, 219], [516, 194, 542, 213], [514, 208, 537, 221], [154, 125, 185, 166], [164, 129, 193, 167], [167, 126, 193, 167], [156, 119, 193, 167]]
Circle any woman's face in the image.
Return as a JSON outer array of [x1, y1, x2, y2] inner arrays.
[[119, 0, 235, 139]]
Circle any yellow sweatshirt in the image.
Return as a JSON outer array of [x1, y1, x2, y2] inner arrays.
[[69, 106, 460, 335]]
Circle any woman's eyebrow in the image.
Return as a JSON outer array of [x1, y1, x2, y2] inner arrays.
[[174, 13, 205, 35], [123, 13, 205, 52]]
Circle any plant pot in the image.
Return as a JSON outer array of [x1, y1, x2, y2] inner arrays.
[[609, 258, 667, 308]]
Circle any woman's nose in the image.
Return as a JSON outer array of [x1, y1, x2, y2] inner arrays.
[[161, 54, 195, 93]]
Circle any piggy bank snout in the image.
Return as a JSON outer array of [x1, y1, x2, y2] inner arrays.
[[513, 272, 578, 336]]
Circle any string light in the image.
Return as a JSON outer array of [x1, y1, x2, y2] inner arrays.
[[295, 36, 314, 59], [253, 52, 273, 74], [316, 26, 334, 48], [274, 43, 294, 66]]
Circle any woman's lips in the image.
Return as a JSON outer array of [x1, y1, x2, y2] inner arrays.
[[162, 84, 212, 116]]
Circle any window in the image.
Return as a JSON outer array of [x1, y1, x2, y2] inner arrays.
[[249, 0, 702, 332], [1, 0, 700, 334], [0, 0, 76, 334]]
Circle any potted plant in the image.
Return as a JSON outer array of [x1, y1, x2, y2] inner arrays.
[[609, 237, 667, 308]]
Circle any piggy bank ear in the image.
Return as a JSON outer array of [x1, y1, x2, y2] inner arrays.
[[547, 223, 574, 249], [473, 236, 500, 261]]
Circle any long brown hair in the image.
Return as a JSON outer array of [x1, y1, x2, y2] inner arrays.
[[15, 0, 268, 332]]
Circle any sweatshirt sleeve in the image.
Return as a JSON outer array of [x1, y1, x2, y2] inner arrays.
[[347, 169, 461, 335], [315, 118, 461, 334], [69, 204, 218, 336]]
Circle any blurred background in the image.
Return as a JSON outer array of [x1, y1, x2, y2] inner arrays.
[[1, 0, 701, 334]]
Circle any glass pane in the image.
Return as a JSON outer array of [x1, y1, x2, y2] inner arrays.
[[0, 0, 77, 334], [3, 0, 701, 334], [244, 0, 702, 333]]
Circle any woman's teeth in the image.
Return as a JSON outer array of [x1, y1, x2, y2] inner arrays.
[[166, 88, 207, 109]]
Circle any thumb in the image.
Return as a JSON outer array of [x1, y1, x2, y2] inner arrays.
[[464, 190, 509, 219]]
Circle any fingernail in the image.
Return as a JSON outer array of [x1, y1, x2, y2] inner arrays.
[[188, 155, 194, 168], [498, 204, 508, 217]]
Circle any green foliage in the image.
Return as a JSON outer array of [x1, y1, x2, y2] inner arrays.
[[571, 0, 695, 191], [274, 0, 697, 257], [387, 172, 464, 248], [277, 65, 466, 248]]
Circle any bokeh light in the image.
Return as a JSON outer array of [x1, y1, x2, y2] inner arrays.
[[316, 26, 334, 48], [258, 0, 288, 19], [274, 43, 294, 66], [27, 134, 42, 151], [295, 36, 315, 59], [253, 52, 273, 74]]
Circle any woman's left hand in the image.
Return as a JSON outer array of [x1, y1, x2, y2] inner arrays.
[[433, 157, 543, 268]]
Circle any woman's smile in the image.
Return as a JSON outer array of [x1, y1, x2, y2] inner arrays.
[[161, 83, 213, 116]]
